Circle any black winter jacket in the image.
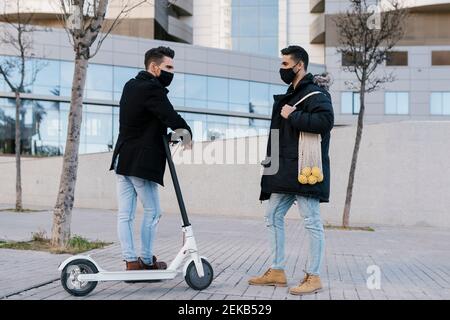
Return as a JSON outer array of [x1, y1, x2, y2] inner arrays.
[[260, 73, 334, 202], [109, 71, 191, 186]]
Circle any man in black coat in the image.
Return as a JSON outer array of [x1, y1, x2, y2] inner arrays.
[[109, 46, 192, 271], [248, 46, 334, 295]]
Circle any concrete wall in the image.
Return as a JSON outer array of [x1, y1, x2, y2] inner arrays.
[[1, 121, 449, 228]]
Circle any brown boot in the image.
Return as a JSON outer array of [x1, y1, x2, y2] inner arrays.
[[125, 260, 142, 270], [289, 273, 322, 295], [248, 268, 287, 287], [138, 256, 167, 270], [124, 260, 143, 283]]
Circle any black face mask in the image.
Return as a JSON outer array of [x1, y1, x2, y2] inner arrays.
[[157, 69, 174, 87], [279, 61, 300, 84]]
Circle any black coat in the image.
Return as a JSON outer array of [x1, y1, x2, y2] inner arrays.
[[109, 71, 191, 186], [260, 73, 334, 202]]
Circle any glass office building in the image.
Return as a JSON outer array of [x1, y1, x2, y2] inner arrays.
[[0, 56, 286, 156]]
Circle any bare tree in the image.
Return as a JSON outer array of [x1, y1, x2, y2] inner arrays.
[[51, 0, 151, 247], [0, 0, 46, 211], [334, 0, 409, 227]]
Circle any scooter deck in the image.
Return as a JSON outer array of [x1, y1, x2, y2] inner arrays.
[[78, 269, 178, 282]]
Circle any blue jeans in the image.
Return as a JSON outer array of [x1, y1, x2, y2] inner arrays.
[[115, 158, 162, 264], [265, 193, 325, 276]]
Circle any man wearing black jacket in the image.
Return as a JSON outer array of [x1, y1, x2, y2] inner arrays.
[[248, 46, 334, 295], [110, 46, 192, 271]]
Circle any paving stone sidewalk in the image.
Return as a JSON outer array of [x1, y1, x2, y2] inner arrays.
[[1, 206, 450, 300]]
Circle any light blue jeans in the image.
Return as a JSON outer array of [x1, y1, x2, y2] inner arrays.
[[265, 193, 324, 276], [115, 158, 162, 264]]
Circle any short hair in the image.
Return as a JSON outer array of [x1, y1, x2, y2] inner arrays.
[[280, 45, 309, 71], [144, 46, 175, 69]]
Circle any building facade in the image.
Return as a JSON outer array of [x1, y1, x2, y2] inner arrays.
[[0, 0, 194, 42], [324, 0, 450, 124], [0, 22, 323, 156], [193, 0, 450, 125], [1, 0, 450, 156]]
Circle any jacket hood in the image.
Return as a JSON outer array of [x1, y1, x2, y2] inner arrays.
[[290, 72, 332, 93], [312, 72, 332, 91]]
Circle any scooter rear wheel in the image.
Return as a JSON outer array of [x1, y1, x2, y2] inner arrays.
[[61, 259, 98, 296], [185, 258, 213, 290]]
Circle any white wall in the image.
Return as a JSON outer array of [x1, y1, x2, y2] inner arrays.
[[193, 0, 231, 50], [1, 121, 449, 228], [282, 0, 325, 64]]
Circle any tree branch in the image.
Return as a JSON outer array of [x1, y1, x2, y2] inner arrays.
[[333, 0, 409, 93], [90, 0, 150, 58]]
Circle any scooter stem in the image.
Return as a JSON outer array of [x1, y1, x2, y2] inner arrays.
[[163, 134, 191, 227]]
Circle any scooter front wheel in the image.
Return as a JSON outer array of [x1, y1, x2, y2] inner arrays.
[[185, 258, 213, 290], [61, 259, 98, 296]]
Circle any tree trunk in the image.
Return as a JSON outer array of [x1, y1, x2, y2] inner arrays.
[[15, 91, 23, 211], [342, 82, 366, 227], [51, 56, 88, 247]]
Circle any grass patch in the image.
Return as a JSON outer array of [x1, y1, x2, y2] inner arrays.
[[0, 208, 47, 213], [324, 224, 375, 232], [0, 230, 112, 254]]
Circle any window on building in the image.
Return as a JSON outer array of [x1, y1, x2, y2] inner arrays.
[[59, 61, 74, 97], [113, 66, 139, 100], [185, 74, 207, 108], [249, 82, 270, 115], [168, 73, 185, 107], [32, 59, 60, 95], [86, 64, 113, 100], [430, 92, 450, 115], [229, 79, 249, 113], [207, 77, 229, 110], [432, 51, 450, 66], [386, 51, 408, 66], [342, 52, 362, 67], [341, 92, 360, 114], [385, 92, 409, 115], [231, 0, 278, 57]]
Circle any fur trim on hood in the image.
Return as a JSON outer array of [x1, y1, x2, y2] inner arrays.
[[313, 72, 332, 91]]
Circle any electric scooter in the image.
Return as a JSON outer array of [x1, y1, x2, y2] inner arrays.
[[58, 134, 213, 297]]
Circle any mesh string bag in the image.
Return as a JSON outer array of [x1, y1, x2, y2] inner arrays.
[[297, 131, 323, 185]]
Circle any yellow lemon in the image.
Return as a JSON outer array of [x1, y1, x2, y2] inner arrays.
[[301, 167, 312, 177], [317, 173, 324, 182], [298, 174, 308, 184], [308, 175, 318, 185], [311, 166, 321, 177]]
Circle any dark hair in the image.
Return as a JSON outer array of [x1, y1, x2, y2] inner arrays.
[[144, 46, 175, 69], [281, 45, 309, 71]]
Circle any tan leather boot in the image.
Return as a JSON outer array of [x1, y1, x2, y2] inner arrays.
[[289, 273, 322, 295], [248, 268, 287, 287]]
